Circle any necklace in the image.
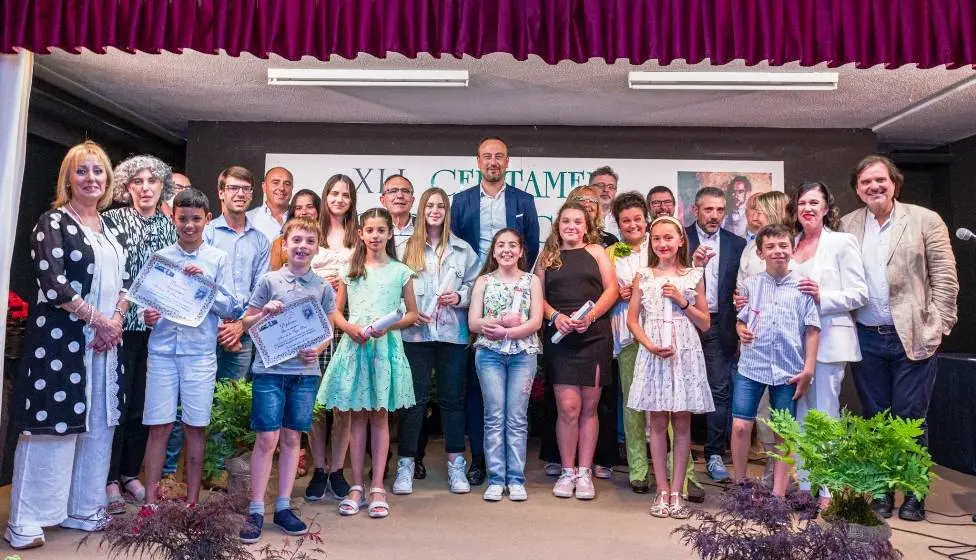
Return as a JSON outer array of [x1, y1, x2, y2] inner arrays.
[[65, 201, 102, 233]]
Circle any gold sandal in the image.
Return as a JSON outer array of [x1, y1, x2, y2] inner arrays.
[[649, 491, 671, 518], [669, 491, 692, 519]]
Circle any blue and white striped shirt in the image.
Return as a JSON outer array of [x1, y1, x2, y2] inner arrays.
[[736, 271, 820, 386]]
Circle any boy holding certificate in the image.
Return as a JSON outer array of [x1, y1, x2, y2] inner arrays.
[[139, 189, 242, 509], [239, 218, 336, 544], [732, 223, 820, 497]]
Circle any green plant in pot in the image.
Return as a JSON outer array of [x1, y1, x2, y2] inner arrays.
[[767, 408, 936, 539], [205, 380, 257, 487]]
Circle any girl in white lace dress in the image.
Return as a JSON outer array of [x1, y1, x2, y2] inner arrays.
[[626, 216, 714, 520]]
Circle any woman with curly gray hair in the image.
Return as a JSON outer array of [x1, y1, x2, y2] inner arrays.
[[101, 155, 178, 513]]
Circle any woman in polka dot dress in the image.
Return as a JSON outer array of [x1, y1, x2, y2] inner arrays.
[[6, 141, 129, 551]]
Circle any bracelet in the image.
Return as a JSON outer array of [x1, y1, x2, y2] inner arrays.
[[503, 328, 509, 340], [680, 300, 690, 310], [549, 311, 561, 324]]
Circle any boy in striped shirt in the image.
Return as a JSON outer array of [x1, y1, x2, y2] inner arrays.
[[731, 223, 820, 497]]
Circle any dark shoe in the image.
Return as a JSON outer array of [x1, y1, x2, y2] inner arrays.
[[328, 470, 351, 500], [872, 492, 894, 519], [414, 458, 427, 480], [239, 513, 263, 544], [467, 457, 486, 486], [686, 483, 705, 504], [898, 494, 926, 522], [629, 479, 649, 494], [304, 468, 328, 502], [273, 509, 308, 536]]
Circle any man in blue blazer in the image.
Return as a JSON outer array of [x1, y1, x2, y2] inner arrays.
[[450, 137, 540, 269], [449, 136, 540, 487], [686, 186, 746, 482]]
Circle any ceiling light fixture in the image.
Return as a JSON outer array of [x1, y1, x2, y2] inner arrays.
[[627, 71, 839, 91], [267, 69, 469, 87]]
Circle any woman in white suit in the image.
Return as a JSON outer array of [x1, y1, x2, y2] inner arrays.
[[789, 181, 869, 508]]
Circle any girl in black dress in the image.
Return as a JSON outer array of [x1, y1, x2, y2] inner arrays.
[[535, 202, 618, 501]]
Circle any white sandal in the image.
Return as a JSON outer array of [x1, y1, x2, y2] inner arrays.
[[338, 485, 365, 516], [367, 487, 390, 519]]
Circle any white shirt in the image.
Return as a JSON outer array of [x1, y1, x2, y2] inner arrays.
[[478, 184, 507, 265], [857, 206, 894, 326], [697, 224, 720, 313], [603, 213, 620, 240], [392, 215, 415, 258], [246, 204, 288, 243]]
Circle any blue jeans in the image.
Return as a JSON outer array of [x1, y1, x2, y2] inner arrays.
[[731, 373, 797, 421], [475, 348, 537, 486], [851, 324, 937, 447], [250, 374, 319, 433]]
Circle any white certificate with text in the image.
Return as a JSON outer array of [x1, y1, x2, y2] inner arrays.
[[126, 254, 216, 327], [250, 296, 333, 368]]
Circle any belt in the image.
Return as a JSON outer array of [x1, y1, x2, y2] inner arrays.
[[857, 323, 898, 336]]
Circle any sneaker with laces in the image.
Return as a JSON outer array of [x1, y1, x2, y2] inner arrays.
[[239, 513, 263, 544], [706, 454, 731, 482], [4, 524, 44, 550], [392, 458, 415, 495], [508, 484, 528, 501], [305, 468, 329, 501], [273, 508, 308, 536], [328, 470, 351, 500], [544, 462, 562, 477], [483, 484, 504, 501], [594, 465, 613, 479], [575, 467, 596, 500], [59, 509, 111, 532], [447, 456, 471, 494], [552, 468, 576, 498]]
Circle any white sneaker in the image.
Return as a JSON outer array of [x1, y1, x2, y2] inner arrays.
[[483, 484, 504, 501], [508, 484, 528, 501], [544, 462, 562, 477], [552, 468, 576, 498], [4, 525, 44, 549], [59, 510, 110, 532], [392, 457, 414, 495], [594, 465, 613, 479], [575, 467, 596, 500], [447, 456, 471, 494]]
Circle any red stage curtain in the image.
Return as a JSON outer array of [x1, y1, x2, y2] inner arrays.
[[2, 0, 975, 68]]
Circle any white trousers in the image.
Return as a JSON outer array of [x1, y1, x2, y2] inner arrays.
[[8, 353, 114, 529], [796, 361, 846, 493]]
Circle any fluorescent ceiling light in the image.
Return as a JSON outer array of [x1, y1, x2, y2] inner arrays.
[[628, 71, 838, 91], [268, 68, 469, 87]]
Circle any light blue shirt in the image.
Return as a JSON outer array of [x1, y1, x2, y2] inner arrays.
[[147, 243, 243, 356], [204, 215, 271, 318], [737, 271, 820, 385], [696, 224, 720, 313], [401, 234, 480, 345], [248, 268, 338, 376], [477, 185, 507, 266], [245, 204, 288, 243]]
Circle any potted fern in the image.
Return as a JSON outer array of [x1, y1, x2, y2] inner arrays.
[[767, 408, 936, 542], [205, 380, 257, 493]]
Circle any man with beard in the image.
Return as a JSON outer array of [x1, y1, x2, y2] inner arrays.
[[687, 187, 745, 482], [721, 176, 752, 238], [590, 166, 620, 238], [451, 136, 540, 486], [247, 166, 294, 242], [647, 186, 677, 219], [379, 174, 416, 257]]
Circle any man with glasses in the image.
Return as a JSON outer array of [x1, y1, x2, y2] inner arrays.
[[379, 175, 416, 256], [647, 186, 676, 219], [590, 166, 620, 238], [722, 176, 752, 238], [247, 166, 294, 242], [451, 136, 540, 486]]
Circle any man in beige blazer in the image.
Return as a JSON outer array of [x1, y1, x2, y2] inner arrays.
[[841, 155, 958, 522]]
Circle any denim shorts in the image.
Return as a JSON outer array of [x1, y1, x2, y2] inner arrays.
[[250, 373, 319, 432], [731, 372, 797, 421]]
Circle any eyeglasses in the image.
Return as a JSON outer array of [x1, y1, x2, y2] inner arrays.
[[572, 196, 599, 205], [383, 188, 413, 196], [649, 200, 675, 208], [223, 185, 253, 193], [174, 183, 191, 191], [592, 182, 617, 191]]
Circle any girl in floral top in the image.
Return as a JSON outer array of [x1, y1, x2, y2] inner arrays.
[[468, 229, 543, 502]]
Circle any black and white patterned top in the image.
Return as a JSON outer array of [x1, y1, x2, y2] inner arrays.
[[102, 207, 176, 331], [12, 209, 129, 436]]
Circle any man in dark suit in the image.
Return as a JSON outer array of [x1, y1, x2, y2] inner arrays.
[[450, 136, 540, 486], [686, 186, 746, 482]]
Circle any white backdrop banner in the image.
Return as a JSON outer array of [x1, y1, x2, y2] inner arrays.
[[267, 153, 784, 238]]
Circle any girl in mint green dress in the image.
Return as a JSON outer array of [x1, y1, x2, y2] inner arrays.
[[317, 208, 419, 518]]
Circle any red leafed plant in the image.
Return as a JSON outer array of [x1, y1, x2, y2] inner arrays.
[[7, 292, 28, 321]]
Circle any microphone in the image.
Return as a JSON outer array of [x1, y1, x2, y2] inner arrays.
[[957, 228, 976, 241]]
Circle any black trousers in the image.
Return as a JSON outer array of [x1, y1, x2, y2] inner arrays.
[[108, 330, 151, 482]]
